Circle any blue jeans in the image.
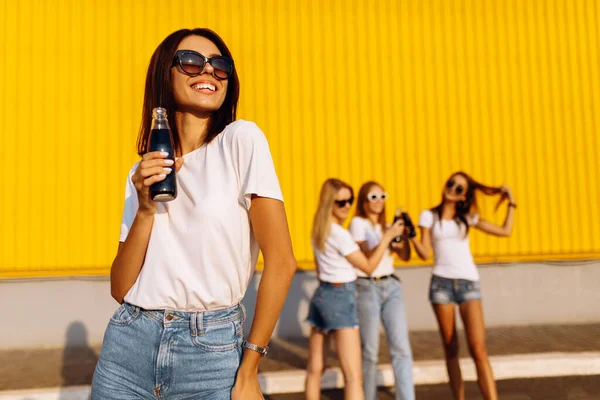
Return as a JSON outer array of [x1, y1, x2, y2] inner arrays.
[[356, 276, 415, 400], [429, 274, 482, 304], [92, 302, 245, 399], [306, 281, 359, 332]]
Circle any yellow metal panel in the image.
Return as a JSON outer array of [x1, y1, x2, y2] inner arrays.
[[0, 0, 598, 278]]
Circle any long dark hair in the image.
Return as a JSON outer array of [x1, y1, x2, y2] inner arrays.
[[432, 171, 508, 235], [136, 28, 240, 156], [355, 181, 388, 233]]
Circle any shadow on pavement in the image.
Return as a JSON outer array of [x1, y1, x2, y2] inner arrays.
[[59, 321, 97, 400]]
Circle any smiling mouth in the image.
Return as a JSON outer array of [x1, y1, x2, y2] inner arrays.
[[191, 83, 216, 92]]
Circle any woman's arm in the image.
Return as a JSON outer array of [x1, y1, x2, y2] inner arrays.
[[474, 208, 515, 237], [355, 220, 409, 262], [474, 185, 516, 237], [110, 213, 154, 303], [346, 220, 404, 274], [411, 226, 432, 260], [391, 238, 411, 261], [110, 153, 184, 303], [233, 197, 297, 393]]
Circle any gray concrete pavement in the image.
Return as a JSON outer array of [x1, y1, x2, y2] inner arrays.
[[265, 375, 600, 400]]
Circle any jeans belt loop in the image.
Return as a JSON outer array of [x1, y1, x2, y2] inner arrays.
[[240, 303, 247, 323], [196, 312, 204, 336]]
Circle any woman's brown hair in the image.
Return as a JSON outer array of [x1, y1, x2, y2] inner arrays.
[[432, 171, 509, 236], [355, 181, 388, 232]]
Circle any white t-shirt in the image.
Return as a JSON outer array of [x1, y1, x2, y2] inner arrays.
[[313, 223, 360, 283], [119, 120, 283, 311], [418, 210, 480, 281], [349, 217, 395, 278]]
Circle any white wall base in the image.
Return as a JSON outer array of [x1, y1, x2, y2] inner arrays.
[[1, 261, 599, 349]]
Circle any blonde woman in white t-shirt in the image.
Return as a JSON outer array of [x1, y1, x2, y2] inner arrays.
[[305, 178, 404, 400], [411, 171, 516, 400], [92, 29, 297, 400], [349, 181, 415, 400]]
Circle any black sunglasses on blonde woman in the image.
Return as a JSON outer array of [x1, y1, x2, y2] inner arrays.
[[334, 197, 354, 207]]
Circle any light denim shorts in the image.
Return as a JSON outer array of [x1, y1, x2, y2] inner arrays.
[[307, 281, 359, 332], [92, 302, 245, 399], [429, 275, 482, 305]]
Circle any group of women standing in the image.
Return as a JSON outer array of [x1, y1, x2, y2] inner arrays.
[[90, 26, 516, 400], [306, 175, 516, 400]]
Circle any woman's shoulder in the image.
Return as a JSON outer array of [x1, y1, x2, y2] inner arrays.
[[419, 209, 434, 218], [330, 222, 354, 239], [224, 119, 258, 131], [221, 119, 265, 144], [349, 216, 368, 225], [330, 222, 347, 234], [349, 216, 378, 231], [418, 209, 436, 227]]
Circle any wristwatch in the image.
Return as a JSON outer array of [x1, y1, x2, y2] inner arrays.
[[242, 340, 269, 356]]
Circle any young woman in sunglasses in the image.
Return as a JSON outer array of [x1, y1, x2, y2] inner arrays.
[[92, 28, 296, 400], [305, 179, 404, 400], [411, 172, 516, 400], [348, 181, 415, 400]]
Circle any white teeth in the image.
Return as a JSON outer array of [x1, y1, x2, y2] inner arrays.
[[193, 83, 216, 91]]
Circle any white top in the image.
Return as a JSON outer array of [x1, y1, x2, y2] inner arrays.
[[313, 223, 360, 283], [119, 120, 283, 311], [349, 217, 395, 278], [418, 210, 480, 281]]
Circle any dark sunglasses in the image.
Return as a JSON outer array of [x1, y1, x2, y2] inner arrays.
[[367, 192, 387, 202], [334, 197, 354, 207], [172, 50, 234, 80], [446, 179, 465, 195]]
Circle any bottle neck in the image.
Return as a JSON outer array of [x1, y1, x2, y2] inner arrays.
[[151, 118, 170, 130]]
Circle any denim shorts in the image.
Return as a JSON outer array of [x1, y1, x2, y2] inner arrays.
[[429, 275, 482, 304], [307, 281, 359, 332], [92, 302, 245, 399]]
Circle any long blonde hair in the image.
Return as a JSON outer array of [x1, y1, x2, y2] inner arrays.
[[312, 178, 354, 251]]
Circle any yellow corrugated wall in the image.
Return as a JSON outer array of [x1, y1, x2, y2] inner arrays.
[[0, 0, 598, 278]]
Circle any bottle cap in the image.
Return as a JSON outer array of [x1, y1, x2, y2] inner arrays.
[[152, 107, 168, 119]]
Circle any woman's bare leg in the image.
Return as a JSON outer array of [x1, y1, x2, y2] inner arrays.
[[305, 328, 327, 400], [459, 300, 497, 400], [334, 327, 364, 400], [432, 303, 464, 400]]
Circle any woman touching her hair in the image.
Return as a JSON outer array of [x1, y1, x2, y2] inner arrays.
[[411, 171, 516, 400]]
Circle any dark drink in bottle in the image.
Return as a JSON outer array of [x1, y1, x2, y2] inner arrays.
[[402, 209, 417, 238], [149, 107, 177, 202], [393, 207, 417, 242]]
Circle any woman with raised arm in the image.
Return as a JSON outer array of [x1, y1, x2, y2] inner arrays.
[[411, 171, 516, 400]]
